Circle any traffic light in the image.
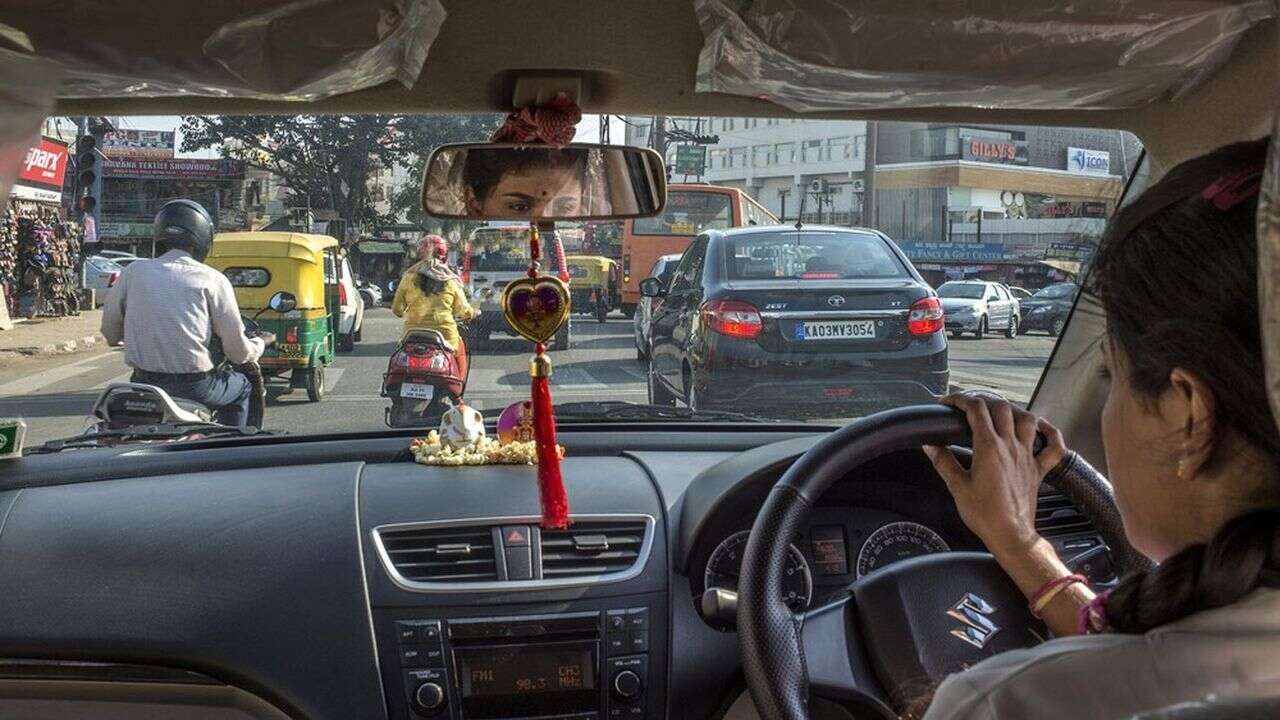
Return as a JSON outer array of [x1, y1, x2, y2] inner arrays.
[[75, 134, 99, 214]]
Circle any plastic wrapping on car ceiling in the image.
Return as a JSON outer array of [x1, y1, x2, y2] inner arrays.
[[0, 36, 61, 202], [693, 0, 1276, 112], [4, 0, 444, 101]]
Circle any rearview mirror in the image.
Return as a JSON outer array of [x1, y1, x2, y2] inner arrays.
[[268, 291, 297, 313], [639, 277, 666, 298], [421, 143, 667, 221]]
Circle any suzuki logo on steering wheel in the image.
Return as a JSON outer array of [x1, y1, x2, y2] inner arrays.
[[947, 593, 1000, 648]]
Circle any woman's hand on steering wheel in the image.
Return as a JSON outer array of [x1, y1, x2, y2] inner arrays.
[[923, 393, 1066, 556]]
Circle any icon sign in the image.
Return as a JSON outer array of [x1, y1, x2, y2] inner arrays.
[[946, 593, 1000, 649], [505, 527, 527, 544]]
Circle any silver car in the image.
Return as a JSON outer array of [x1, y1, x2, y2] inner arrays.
[[633, 253, 682, 361], [937, 280, 1020, 339]]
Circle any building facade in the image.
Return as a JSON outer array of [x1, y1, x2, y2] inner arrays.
[[624, 116, 1139, 288]]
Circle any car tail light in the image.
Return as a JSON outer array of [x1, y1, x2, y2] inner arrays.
[[390, 350, 410, 368], [107, 272, 119, 287], [908, 296, 944, 336], [286, 326, 298, 343], [701, 299, 763, 339], [339, 282, 349, 306]]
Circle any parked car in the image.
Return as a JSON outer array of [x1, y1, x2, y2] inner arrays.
[[97, 250, 142, 267], [357, 280, 383, 308], [1018, 282, 1079, 336], [633, 253, 682, 361], [1007, 285, 1033, 302], [644, 226, 948, 417], [937, 280, 1020, 339], [83, 255, 125, 302], [324, 252, 365, 352]]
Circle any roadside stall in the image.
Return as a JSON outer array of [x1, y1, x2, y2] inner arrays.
[[2, 136, 83, 319]]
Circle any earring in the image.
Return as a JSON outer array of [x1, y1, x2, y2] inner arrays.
[[1177, 458, 1188, 480]]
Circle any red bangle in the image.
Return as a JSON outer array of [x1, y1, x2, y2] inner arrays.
[[1028, 573, 1087, 618]]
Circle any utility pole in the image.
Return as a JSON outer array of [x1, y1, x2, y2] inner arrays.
[[863, 121, 878, 229], [652, 116, 668, 178]]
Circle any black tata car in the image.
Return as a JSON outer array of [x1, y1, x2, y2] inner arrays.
[[642, 226, 949, 417]]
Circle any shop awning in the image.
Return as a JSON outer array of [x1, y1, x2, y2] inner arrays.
[[354, 241, 407, 255], [1039, 259, 1081, 276]]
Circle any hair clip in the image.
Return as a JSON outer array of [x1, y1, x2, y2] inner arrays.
[[1202, 163, 1265, 211]]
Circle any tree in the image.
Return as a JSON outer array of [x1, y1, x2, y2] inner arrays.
[[179, 114, 500, 232]]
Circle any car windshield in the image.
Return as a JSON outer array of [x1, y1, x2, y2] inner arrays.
[[727, 231, 905, 280], [1033, 283, 1077, 299], [631, 190, 733, 236], [937, 283, 987, 299], [0, 114, 1136, 445]]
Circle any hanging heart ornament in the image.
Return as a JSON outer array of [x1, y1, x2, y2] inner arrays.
[[501, 275, 571, 344]]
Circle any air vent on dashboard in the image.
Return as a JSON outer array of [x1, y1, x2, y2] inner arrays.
[[377, 525, 498, 583], [539, 520, 648, 578], [1035, 489, 1095, 538]]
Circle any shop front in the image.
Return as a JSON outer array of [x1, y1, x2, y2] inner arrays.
[[98, 157, 245, 256], [2, 136, 85, 319], [897, 239, 1086, 289]]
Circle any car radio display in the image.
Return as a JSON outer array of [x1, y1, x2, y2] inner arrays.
[[457, 643, 597, 718]]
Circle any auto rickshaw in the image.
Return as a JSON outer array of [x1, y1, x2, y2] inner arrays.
[[565, 254, 620, 323], [207, 232, 340, 402]]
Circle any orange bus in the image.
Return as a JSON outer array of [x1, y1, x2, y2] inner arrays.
[[620, 184, 778, 316]]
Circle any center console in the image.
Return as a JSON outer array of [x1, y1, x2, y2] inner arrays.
[[388, 607, 657, 720], [360, 459, 670, 720]]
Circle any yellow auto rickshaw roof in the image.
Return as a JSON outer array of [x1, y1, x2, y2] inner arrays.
[[209, 232, 339, 262], [565, 255, 618, 267]]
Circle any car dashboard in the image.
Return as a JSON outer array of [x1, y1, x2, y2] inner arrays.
[[0, 427, 1111, 720]]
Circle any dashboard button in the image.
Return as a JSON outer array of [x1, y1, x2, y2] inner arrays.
[[395, 622, 418, 644], [419, 621, 442, 642], [628, 629, 649, 653], [504, 545, 532, 580], [626, 607, 649, 630], [399, 646, 428, 667], [606, 610, 628, 634], [501, 525, 530, 547], [612, 669, 643, 700], [606, 634, 627, 656]]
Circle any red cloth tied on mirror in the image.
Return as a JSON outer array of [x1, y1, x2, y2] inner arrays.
[[491, 93, 582, 146]]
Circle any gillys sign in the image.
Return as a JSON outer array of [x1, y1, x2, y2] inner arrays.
[[12, 136, 69, 203], [961, 137, 1028, 166]]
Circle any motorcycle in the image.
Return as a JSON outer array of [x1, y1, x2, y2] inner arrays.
[[88, 292, 294, 440], [381, 326, 470, 428]]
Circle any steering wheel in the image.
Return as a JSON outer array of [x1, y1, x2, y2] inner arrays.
[[738, 405, 1152, 720]]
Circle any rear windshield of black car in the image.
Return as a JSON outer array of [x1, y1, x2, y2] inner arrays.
[[725, 231, 906, 280], [1033, 283, 1077, 299], [937, 283, 986, 299]]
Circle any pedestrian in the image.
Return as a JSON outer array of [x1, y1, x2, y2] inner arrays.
[[100, 200, 274, 426]]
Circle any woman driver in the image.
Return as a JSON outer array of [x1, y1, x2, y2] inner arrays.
[[919, 138, 1280, 719], [462, 147, 589, 218]]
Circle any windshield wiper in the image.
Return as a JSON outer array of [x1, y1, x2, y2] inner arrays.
[[27, 423, 277, 455], [552, 401, 773, 423]]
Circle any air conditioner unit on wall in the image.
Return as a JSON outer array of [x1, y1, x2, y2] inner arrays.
[[851, 179, 865, 192], [809, 178, 829, 193]]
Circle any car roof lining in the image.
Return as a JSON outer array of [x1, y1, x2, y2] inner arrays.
[[15, 0, 1274, 168]]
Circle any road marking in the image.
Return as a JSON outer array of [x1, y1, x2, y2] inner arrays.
[[0, 351, 117, 397], [323, 368, 345, 393], [550, 367, 611, 389]]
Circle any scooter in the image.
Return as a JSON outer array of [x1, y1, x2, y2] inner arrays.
[[381, 327, 470, 428], [88, 292, 294, 439]]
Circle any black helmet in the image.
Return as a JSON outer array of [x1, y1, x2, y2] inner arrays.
[[153, 199, 215, 262]]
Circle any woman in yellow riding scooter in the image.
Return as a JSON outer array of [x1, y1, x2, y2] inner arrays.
[[392, 235, 479, 379]]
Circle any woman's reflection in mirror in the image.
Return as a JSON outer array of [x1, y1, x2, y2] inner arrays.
[[461, 148, 598, 218]]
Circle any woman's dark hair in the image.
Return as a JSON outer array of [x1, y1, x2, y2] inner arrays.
[[1087, 136, 1280, 633], [415, 273, 446, 295], [463, 147, 584, 202]]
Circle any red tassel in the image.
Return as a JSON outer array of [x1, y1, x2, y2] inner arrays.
[[531, 353, 569, 529]]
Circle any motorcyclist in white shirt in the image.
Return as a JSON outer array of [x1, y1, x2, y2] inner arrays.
[[101, 200, 273, 426]]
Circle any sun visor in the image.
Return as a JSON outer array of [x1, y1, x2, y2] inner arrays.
[[0, 41, 61, 202], [693, 0, 1275, 111], [3, 0, 445, 102]]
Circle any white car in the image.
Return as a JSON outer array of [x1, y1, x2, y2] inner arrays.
[[633, 253, 682, 361], [84, 255, 125, 304], [97, 250, 141, 267], [325, 253, 365, 352]]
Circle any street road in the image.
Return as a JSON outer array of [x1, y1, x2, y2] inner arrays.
[[0, 308, 1057, 447]]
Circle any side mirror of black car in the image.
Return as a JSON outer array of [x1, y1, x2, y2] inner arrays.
[[639, 277, 666, 298]]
